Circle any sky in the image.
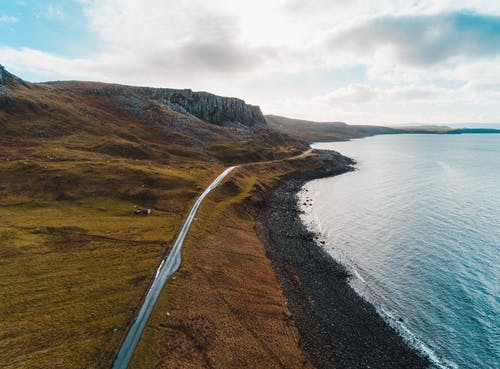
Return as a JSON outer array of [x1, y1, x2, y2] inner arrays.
[[1, 0, 499, 125]]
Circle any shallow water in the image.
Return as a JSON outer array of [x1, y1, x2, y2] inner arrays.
[[299, 134, 500, 369]]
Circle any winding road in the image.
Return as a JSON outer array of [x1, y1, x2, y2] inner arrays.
[[112, 149, 314, 369], [112, 166, 235, 369]]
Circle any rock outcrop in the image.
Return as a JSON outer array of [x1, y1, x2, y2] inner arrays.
[[0, 65, 9, 94], [0, 64, 7, 85], [91, 86, 267, 129], [0, 64, 266, 129], [0, 65, 30, 91]]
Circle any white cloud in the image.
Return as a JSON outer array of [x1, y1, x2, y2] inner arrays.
[[442, 58, 500, 83], [46, 5, 64, 18], [320, 84, 379, 105], [265, 82, 499, 124], [318, 84, 455, 107], [34, 4, 66, 20], [0, 15, 19, 23]]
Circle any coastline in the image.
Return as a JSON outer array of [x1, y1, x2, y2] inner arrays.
[[256, 163, 430, 368]]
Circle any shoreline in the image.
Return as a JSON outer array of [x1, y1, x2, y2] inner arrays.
[[256, 162, 430, 368]]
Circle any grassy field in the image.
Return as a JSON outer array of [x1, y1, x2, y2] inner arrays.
[[0, 138, 222, 369], [1, 198, 168, 368], [0, 75, 313, 368], [0, 147, 317, 369]]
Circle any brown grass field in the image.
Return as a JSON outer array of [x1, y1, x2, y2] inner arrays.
[[128, 154, 344, 369], [0, 76, 319, 368]]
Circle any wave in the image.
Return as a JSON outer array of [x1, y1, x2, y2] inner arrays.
[[379, 307, 459, 369], [353, 268, 366, 283]]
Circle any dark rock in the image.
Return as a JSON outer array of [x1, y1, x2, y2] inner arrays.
[[90, 86, 266, 129], [0, 65, 30, 89], [0, 64, 7, 85]]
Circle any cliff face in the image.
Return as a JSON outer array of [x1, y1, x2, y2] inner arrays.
[[0, 65, 30, 89], [0, 65, 11, 94], [0, 64, 266, 129], [0, 64, 7, 84], [91, 86, 267, 129]]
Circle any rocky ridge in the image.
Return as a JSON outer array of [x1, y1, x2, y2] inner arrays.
[[90, 86, 267, 129], [0, 65, 30, 91], [0, 65, 12, 94], [0, 64, 8, 85], [1, 64, 266, 130]]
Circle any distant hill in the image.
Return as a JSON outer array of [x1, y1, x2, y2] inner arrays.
[[448, 123, 500, 129], [396, 124, 451, 131], [447, 128, 500, 134], [266, 115, 500, 142], [266, 115, 404, 142]]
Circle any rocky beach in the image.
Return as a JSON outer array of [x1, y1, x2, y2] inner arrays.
[[256, 160, 430, 369]]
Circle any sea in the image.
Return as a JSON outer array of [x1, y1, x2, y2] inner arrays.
[[298, 134, 499, 369]]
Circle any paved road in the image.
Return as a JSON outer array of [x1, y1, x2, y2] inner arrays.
[[112, 166, 235, 369], [240, 148, 314, 167], [111, 149, 315, 369]]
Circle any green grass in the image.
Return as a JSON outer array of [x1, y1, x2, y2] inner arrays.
[[0, 197, 180, 368], [0, 142, 220, 368]]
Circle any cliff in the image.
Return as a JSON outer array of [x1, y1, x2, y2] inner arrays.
[[1, 64, 266, 129], [0, 65, 30, 90], [0, 64, 9, 85], [90, 86, 267, 129]]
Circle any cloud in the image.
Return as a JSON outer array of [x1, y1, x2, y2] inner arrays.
[[442, 57, 500, 82], [0, 47, 109, 80], [1, 0, 306, 88], [328, 11, 500, 68], [318, 84, 455, 106], [34, 4, 66, 20], [268, 82, 498, 124], [6, 3, 500, 81], [73, 0, 294, 82], [0, 15, 19, 23], [320, 84, 379, 105], [46, 5, 64, 18]]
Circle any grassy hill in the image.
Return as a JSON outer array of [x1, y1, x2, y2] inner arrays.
[[0, 67, 312, 368], [266, 114, 404, 142], [266, 114, 500, 143]]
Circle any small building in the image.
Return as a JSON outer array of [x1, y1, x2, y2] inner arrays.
[[134, 208, 152, 215]]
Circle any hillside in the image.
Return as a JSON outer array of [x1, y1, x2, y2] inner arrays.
[[0, 66, 313, 368], [1, 67, 307, 165], [266, 114, 500, 143], [266, 114, 404, 142]]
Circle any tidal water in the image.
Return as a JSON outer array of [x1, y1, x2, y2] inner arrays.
[[299, 135, 499, 369]]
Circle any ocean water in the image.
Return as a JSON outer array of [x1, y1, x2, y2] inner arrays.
[[299, 134, 500, 369]]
